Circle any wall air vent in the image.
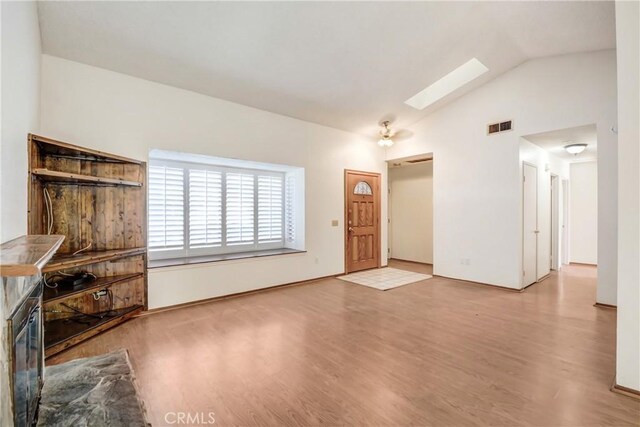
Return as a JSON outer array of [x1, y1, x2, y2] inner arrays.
[[487, 120, 513, 135]]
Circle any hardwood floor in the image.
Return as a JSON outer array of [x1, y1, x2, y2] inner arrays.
[[48, 262, 640, 426]]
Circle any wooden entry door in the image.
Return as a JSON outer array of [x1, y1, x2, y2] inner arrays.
[[345, 170, 381, 273]]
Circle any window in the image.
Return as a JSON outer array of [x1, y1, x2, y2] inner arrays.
[[148, 157, 297, 260], [354, 181, 373, 195]]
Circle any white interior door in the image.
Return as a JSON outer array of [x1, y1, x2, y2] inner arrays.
[[562, 179, 570, 265], [523, 163, 538, 287], [550, 175, 560, 270]]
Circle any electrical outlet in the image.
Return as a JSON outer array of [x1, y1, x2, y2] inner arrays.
[[331, 220, 339, 227]]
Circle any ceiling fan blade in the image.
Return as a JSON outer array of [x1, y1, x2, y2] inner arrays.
[[391, 129, 414, 141]]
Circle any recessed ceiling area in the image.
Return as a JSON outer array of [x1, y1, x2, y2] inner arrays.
[[523, 124, 598, 163], [37, 1, 616, 136]]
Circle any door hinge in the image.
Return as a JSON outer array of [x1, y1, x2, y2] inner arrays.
[[523, 270, 526, 276]]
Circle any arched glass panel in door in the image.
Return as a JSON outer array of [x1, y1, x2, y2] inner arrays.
[[353, 181, 373, 195]]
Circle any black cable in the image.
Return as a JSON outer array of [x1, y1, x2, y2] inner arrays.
[[60, 302, 116, 320], [47, 271, 97, 289]]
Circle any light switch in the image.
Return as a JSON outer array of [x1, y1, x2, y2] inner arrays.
[[331, 220, 339, 227]]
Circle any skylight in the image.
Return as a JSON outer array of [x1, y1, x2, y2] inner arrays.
[[404, 58, 489, 110]]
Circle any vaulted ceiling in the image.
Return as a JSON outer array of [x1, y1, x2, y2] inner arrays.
[[37, 1, 616, 137]]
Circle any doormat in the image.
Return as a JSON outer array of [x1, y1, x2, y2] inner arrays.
[[338, 267, 432, 290]]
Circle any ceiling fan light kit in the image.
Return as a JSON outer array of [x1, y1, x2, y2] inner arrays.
[[564, 143, 588, 155], [378, 137, 394, 147]]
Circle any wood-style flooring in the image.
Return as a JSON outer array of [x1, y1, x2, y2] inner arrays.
[[48, 261, 640, 426]]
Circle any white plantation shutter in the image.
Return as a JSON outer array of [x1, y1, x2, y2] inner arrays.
[[258, 175, 284, 243], [149, 158, 293, 260], [148, 165, 185, 252], [226, 172, 255, 245], [189, 169, 222, 249], [285, 173, 295, 243]]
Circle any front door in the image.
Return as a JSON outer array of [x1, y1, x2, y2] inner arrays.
[[345, 170, 380, 273]]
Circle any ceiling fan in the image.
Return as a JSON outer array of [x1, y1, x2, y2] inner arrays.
[[377, 118, 412, 147]]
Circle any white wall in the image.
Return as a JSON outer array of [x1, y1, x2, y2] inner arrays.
[[519, 139, 570, 281], [389, 162, 433, 264], [386, 50, 617, 292], [615, 0, 640, 392], [38, 55, 388, 308], [0, 1, 42, 423], [569, 162, 598, 265], [0, 1, 41, 244], [597, 124, 618, 305]]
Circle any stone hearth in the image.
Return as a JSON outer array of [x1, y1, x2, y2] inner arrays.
[[37, 349, 149, 427]]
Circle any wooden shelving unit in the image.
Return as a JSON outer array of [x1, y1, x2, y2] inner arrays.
[[42, 248, 146, 273], [44, 273, 144, 304], [31, 168, 143, 187], [44, 305, 144, 357], [28, 134, 147, 358]]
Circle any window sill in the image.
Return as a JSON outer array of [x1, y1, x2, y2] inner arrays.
[[148, 248, 306, 269]]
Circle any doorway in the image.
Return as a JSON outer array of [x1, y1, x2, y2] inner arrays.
[[387, 158, 433, 266], [523, 162, 538, 287], [344, 170, 381, 274]]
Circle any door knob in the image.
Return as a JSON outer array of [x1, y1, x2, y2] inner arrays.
[[348, 227, 354, 232]]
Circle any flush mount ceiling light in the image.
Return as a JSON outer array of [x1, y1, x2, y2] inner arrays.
[[404, 58, 489, 110], [378, 121, 394, 147], [564, 143, 588, 155]]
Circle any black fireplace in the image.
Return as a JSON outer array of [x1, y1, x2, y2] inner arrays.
[[8, 280, 43, 427]]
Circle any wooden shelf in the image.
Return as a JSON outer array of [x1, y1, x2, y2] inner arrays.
[[31, 134, 143, 164], [30, 134, 147, 356], [43, 248, 146, 273], [0, 235, 65, 277], [32, 168, 143, 187], [44, 273, 144, 305], [44, 305, 143, 358]]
